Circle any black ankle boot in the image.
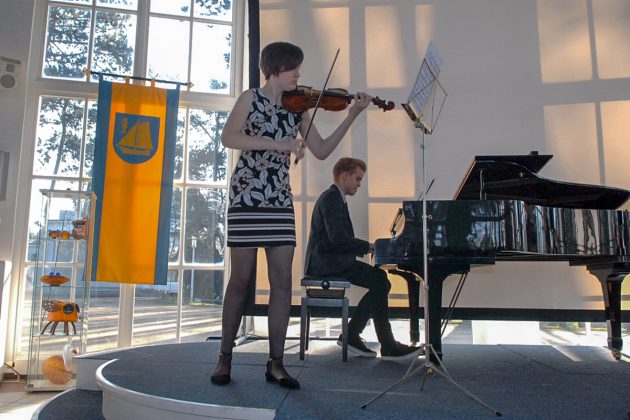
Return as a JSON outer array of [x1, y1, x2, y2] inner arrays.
[[211, 352, 232, 385], [265, 357, 300, 389]]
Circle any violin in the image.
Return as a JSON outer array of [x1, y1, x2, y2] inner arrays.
[[282, 85, 395, 113]]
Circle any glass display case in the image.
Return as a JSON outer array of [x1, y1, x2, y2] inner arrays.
[[26, 190, 94, 391]]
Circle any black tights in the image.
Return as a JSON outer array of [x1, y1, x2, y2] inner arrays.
[[219, 246, 294, 358]]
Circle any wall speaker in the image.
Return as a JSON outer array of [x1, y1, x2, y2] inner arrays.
[[0, 56, 21, 91]]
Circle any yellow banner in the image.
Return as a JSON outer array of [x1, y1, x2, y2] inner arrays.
[[91, 81, 178, 285]]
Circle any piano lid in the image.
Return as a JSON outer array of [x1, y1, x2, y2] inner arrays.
[[453, 152, 630, 210]]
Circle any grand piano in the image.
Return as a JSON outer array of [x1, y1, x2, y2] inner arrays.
[[374, 152, 630, 360]]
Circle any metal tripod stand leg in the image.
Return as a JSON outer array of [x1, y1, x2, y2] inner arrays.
[[361, 344, 502, 416]]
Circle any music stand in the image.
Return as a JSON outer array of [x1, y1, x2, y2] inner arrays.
[[401, 43, 446, 136], [361, 43, 501, 416]]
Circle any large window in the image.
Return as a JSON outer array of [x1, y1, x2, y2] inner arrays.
[[41, 0, 234, 93], [16, 0, 240, 364]]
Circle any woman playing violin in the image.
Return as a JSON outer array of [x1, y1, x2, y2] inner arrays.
[[212, 41, 372, 389]]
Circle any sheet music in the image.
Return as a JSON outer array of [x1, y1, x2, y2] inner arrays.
[[407, 41, 443, 112]]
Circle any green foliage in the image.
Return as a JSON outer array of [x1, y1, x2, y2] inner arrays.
[[37, 97, 85, 176], [93, 10, 134, 74], [44, 6, 91, 78]]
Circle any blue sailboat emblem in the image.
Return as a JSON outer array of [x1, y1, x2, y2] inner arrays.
[[113, 113, 160, 164]]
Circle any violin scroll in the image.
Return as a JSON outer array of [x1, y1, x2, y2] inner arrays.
[[372, 96, 395, 112]]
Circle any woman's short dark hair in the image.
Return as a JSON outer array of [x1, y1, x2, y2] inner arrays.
[[260, 42, 304, 80], [333, 157, 367, 182]]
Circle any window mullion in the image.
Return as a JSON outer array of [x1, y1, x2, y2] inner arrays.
[[78, 98, 89, 184], [134, 0, 150, 77], [86, 1, 96, 79], [187, 1, 194, 91]]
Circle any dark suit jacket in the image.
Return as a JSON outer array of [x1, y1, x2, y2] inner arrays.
[[304, 185, 370, 276]]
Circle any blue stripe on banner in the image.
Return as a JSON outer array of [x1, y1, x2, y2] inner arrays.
[[153, 85, 180, 285], [90, 80, 112, 282]]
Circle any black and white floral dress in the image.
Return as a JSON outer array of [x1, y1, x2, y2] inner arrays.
[[227, 88, 303, 247]]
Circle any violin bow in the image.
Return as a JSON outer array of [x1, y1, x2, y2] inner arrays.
[[294, 48, 340, 165]]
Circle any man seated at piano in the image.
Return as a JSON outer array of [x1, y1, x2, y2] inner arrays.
[[305, 157, 421, 360]]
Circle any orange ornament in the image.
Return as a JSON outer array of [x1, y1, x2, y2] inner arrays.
[[43, 355, 72, 384]]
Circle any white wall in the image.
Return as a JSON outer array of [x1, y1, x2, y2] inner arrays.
[[0, 0, 35, 374], [0, 0, 628, 321], [0, 0, 35, 260], [258, 0, 630, 310]]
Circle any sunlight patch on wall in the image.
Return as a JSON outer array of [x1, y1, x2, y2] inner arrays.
[[311, 8, 350, 87], [386, 270, 412, 308], [537, 0, 592, 83], [366, 5, 406, 88], [368, 202, 401, 245], [600, 101, 630, 193], [255, 247, 270, 304], [305, 113, 351, 197], [305, 201, 315, 245], [367, 110, 415, 198], [292, 200, 305, 285], [592, 0, 630, 79], [289, 155, 303, 196], [415, 5, 435, 60], [298, 200, 316, 293], [260, 9, 294, 44], [543, 103, 600, 185]]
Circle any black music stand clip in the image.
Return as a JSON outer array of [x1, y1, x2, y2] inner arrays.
[[361, 43, 501, 416]]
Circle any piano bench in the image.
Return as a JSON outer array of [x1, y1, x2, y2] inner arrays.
[[299, 276, 351, 362]]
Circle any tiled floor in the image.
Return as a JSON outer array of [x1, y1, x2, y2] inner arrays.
[[0, 381, 59, 420]]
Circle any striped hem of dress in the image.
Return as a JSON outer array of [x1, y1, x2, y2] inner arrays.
[[227, 207, 296, 248]]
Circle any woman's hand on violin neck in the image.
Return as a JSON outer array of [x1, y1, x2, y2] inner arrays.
[[294, 144, 306, 161], [349, 92, 373, 115], [281, 137, 305, 160]]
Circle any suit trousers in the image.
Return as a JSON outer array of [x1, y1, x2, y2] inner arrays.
[[337, 260, 396, 346]]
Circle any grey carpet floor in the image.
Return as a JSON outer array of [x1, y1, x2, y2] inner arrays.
[[37, 339, 630, 419]]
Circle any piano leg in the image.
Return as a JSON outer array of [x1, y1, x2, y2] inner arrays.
[[587, 263, 627, 360], [426, 271, 445, 363], [389, 270, 420, 344], [424, 262, 471, 363]]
